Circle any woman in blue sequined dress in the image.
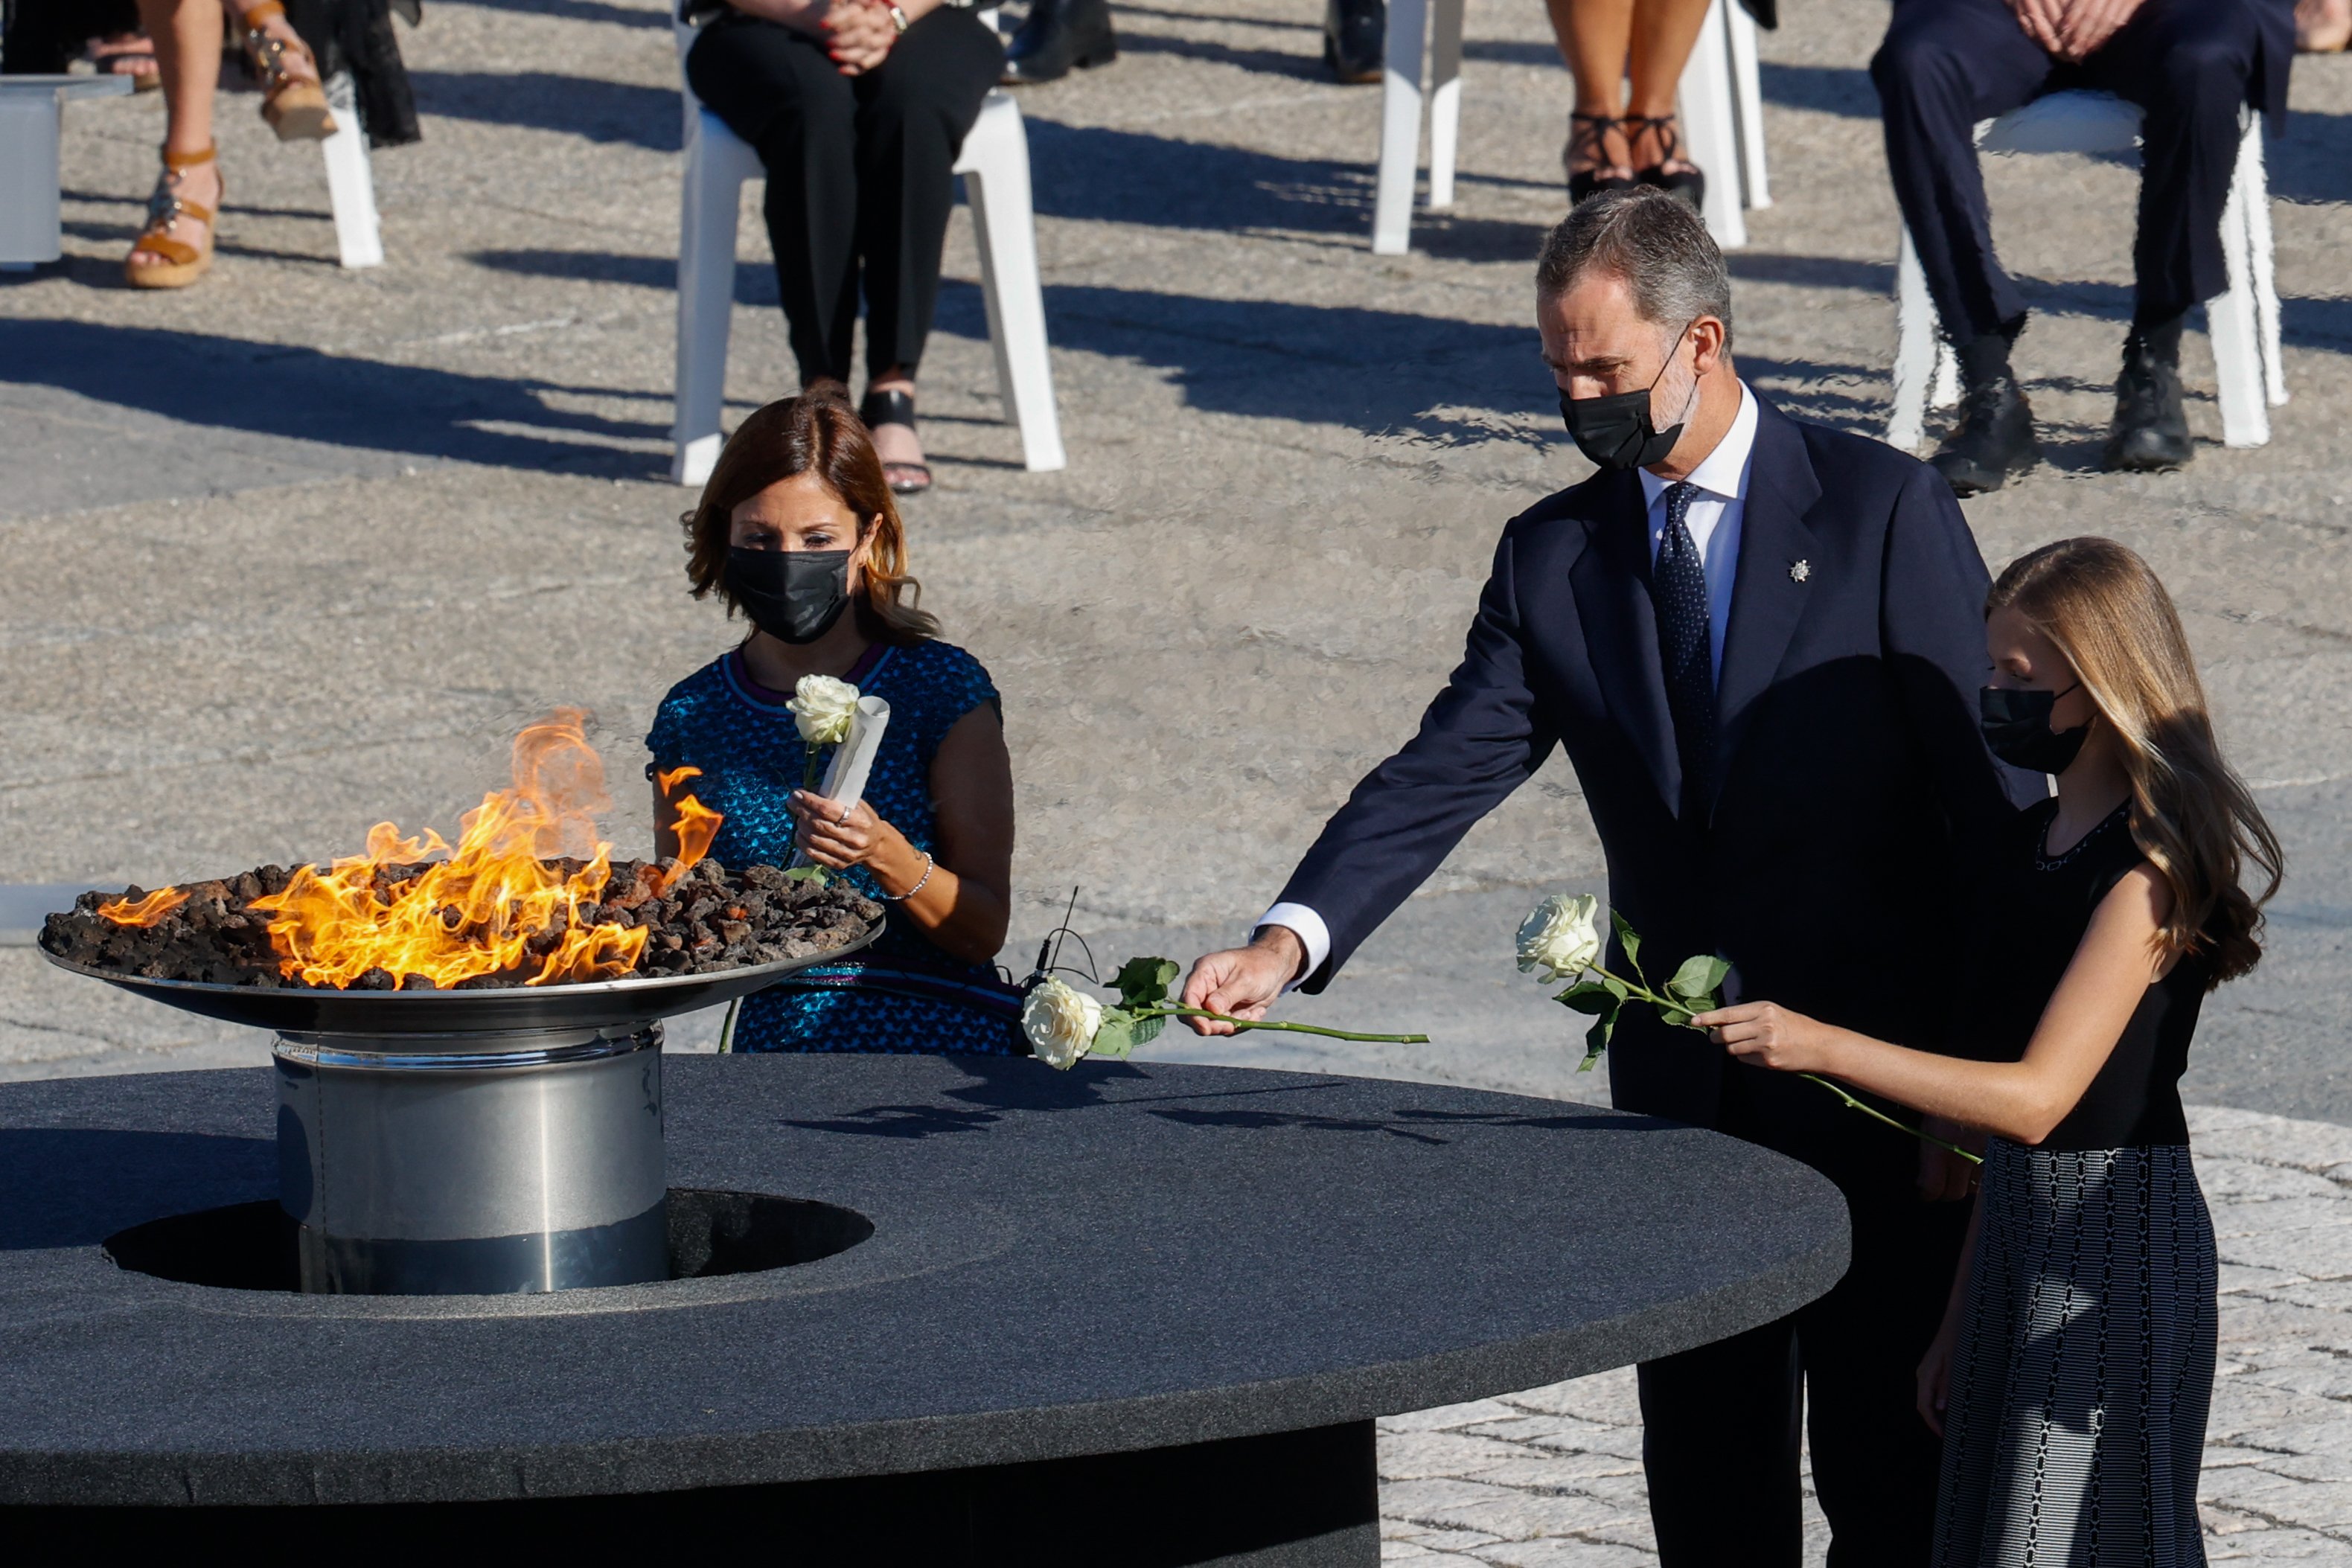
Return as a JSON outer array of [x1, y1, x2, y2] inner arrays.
[[648, 385, 1023, 1055]]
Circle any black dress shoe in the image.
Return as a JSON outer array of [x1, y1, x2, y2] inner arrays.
[[1002, 0, 1116, 85], [2103, 336, 2193, 473], [1323, 0, 1383, 84], [1930, 372, 2038, 497]]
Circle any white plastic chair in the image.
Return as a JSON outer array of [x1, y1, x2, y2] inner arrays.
[[670, 17, 1065, 486], [319, 71, 383, 269], [1372, 0, 1768, 256], [1888, 91, 2285, 452], [0, 71, 375, 270]]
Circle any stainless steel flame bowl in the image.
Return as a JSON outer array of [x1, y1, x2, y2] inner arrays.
[[36, 919, 878, 1039], [42, 922, 881, 1296]]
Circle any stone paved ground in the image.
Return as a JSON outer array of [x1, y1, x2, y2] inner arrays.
[[3, 0, 2349, 1556], [1379, 1107, 2352, 1564]]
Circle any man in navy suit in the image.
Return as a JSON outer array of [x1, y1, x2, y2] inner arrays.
[[1181, 189, 2038, 1564]]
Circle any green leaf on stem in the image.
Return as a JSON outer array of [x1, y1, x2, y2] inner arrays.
[[1092, 1009, 1138, 1061], [1600, 973, 1630, 1002], [1130, 1013, 1166, 1048], [783, 865, 830, 887], [1666, 954, 1731, 1000], [1113, 956, 1180, 1011], [1578, 1002, 1619, 1071], [1659, 1007, 1693, 1029], [1610, 909, 1643, 978], [1556, 980, 1617, 1016]]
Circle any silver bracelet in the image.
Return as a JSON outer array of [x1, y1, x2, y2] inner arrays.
[[879, 851, 933, 902]]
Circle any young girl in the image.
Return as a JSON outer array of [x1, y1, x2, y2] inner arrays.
[[647, 385, 1023, 1055], [1696, 537, 2281, 1566]]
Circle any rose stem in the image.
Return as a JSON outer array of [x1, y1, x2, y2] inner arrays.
[[1797, 1074, 1982, 1163], [1157, 1005, 1429, 1045]]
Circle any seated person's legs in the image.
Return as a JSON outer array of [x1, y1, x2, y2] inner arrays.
[[2085, 0, 2264, 473], [1870, 0, 2054, 496], [849, 7, 1005, 492], [688, 17, 864, 387]]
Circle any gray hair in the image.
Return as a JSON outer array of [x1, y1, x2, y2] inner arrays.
[[1535, 188, 1733, 350]]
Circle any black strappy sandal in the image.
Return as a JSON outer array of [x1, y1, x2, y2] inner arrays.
[[1565, 112, 1637, 206], [1622, 113, 1705, 213], [858, 387, 933, 497]]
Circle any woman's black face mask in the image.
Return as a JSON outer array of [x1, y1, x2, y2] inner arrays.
[[1558, 321, 1696, 471], [1979, 682, 2091, 775], [725, 546, 851, 644]]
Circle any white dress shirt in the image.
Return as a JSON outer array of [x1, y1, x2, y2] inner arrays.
[[1259, 383, 1760, 989]]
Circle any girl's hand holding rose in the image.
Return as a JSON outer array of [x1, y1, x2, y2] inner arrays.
[[790, 790, 884, 871], [1693, 1001, 1839, 1073]]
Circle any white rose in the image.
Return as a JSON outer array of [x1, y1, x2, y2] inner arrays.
[[1517, 893, 1602, 984], [1022, 976, 1103, 1070], [787, 675, 860, 746]]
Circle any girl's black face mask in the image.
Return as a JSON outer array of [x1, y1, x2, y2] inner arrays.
[[725, 546, 851, 644], [1979, 682, 2091, 775], [1558, 321, 1696, 471]]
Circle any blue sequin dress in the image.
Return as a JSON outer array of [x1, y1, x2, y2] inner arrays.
[[646, 639, 1025, 1055]]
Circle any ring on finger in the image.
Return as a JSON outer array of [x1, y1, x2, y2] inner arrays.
[[835, 804, 853, 825]]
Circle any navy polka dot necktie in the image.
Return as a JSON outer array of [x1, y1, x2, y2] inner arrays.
[[1652, 481, 1715, 816]]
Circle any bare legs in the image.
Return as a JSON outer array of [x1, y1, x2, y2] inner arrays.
[[127, 0, 222, 275], [1542, 0, 1713, 179]]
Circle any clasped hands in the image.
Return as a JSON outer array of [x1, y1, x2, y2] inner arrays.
[[819, 0, 901, 74], [2007, 0, 2146, 63]]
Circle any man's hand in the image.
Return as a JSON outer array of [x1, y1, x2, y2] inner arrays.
[[2006, 0, 2068, 54], [1180, 927, 1306, 1036], [2053, 0, 2144, 60], [825, 0, 898, 74], [1917, 1117, 1980, 1202]]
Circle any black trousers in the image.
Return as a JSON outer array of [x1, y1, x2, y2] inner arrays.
[[1871, 0, 2263, 340], [686, 10, 1003, 385], [1637, 1150, 1970, 1566]]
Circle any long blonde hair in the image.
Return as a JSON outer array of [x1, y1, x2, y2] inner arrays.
[[1987, 538, 2281, 985]]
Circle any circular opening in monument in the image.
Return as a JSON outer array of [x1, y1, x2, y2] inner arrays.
[[101, 1189, 875, 1293]]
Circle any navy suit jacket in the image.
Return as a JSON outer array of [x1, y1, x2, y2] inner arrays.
[[1278, 396, 2039, 1197]]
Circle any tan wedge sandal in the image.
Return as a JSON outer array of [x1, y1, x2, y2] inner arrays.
[[239, 1, 337, 142], [124, 145, 221, 290]]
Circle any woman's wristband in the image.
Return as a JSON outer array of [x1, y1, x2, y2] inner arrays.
[[878, 851, 934, 902]]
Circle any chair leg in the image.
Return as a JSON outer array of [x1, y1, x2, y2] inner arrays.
[[1724, 0, 1769, 211], [1677, 0, 1745, 249], [0, 90, 64, 269], [1889, 223, 1940, 451], [2209, 151, 2269, 449], [672, 115, 747, 487], [2240, 115, 2287, 410], [1425, 0, 1463, 211], [320, 73, 383, 270], [1371, 0, 1428, 255], [961, 97, 1065, 474]]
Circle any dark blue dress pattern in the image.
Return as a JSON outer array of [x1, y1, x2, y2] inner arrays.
[[646, 639, 1024, 1055]]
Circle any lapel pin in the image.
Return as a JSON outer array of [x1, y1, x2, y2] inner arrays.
[[1789, 560, 1811, 583]]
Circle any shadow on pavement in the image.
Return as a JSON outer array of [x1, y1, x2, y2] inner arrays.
[[0, 319, 670, 477], [409, 69, 683, 151]]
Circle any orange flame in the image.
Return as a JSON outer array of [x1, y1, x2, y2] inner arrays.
[[99, 887, 188, 927], [248, 710, 711, 990], [653, 767, 723, 895]]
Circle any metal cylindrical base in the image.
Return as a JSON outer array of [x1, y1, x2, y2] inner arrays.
[[274, 1025, 668, 1296]]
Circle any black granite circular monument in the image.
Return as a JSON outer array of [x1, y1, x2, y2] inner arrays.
[[0, 1055, 1847, 1561]]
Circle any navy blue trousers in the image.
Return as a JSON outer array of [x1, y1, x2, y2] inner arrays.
[[1871, 0, 2263, 341]]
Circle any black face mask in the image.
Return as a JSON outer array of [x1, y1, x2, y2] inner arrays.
[[1559, 321, 1697, 471], [725, 547, 852, 644], [1980, 682, 2091, 775]]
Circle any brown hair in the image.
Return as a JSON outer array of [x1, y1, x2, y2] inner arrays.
[[1987, 537, 2282, 985], [679, 382, 939, 644]]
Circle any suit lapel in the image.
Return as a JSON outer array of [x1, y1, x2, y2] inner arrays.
[[1712, 400, 1820, 807], [1568, 471, 1681, 811]]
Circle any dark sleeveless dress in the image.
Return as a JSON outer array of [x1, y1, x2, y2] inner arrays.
[[645, 639, 1025, 1055], [1932, 800, 2218, 1568]]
